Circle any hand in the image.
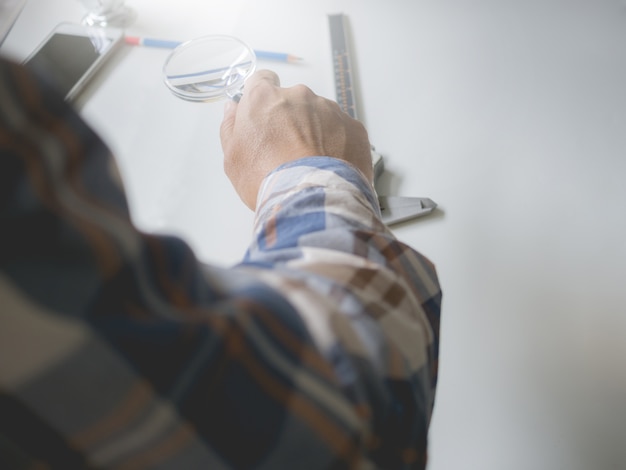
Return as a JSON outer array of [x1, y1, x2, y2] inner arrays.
[[220, 70, 373, 210]]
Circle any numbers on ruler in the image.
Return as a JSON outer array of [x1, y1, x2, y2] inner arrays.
[[333, 50, 357, 119]]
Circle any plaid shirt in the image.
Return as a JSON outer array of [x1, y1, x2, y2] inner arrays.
[[0, 57, 441, 470]]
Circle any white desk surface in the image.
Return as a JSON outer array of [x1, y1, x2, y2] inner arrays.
[[3, 0, 626, 468]]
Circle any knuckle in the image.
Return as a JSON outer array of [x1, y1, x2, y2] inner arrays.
[[289, 84, 316, 99]]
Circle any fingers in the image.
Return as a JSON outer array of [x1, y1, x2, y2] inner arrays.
[[221, 69, 279, 143], [245, 69, 280, 90], [241, 70, 283, 112], [220, 99, 237, 147]]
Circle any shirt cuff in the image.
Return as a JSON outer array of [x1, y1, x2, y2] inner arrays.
[[255, 156, 382, 229]]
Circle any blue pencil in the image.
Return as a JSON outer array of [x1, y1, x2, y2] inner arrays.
[[125, 36, 302, 63]]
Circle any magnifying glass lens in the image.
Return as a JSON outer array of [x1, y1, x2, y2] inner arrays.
[[163, 35, 256, 102]]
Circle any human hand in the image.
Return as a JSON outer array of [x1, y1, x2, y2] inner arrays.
[[220, 70, 373, 210]]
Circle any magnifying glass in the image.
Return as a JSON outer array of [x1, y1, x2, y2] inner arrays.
[[163, 35, 256, 102]]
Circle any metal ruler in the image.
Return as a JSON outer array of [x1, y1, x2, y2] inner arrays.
[[329, 13, 359, 120], [327, 13, 436, 225], [329, 13, 384, 179]]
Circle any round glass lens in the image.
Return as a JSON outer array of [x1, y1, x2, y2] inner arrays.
[[163, 35, 256, 102]]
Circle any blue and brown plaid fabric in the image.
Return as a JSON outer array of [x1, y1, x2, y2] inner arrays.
[[0, 57, 441, 469]]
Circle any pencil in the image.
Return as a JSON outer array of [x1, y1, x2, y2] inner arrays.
[[125, 36, 302, 63]]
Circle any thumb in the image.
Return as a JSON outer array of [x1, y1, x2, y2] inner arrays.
[[220, 99, 237, 148]]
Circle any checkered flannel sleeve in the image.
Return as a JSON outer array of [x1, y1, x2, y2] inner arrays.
[[0, 57, 441, 470], [241, 157, 442, 468]]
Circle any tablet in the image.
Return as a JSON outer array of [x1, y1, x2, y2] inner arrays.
[[23, 22, 123, 101]]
